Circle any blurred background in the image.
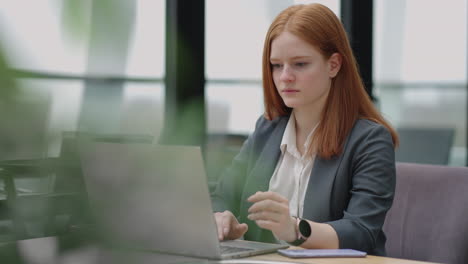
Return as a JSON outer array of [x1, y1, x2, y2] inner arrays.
[[0, 0, 466, 163], [0, 0, 466, 260]]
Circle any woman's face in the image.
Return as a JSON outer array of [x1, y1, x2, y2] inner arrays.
[[270, 31, 340, 111]]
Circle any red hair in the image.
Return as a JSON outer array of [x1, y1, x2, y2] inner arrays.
[[262, 4, 399, 159]]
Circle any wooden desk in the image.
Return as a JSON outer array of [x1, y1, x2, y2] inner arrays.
[[7, 236, 439, 264], [250, 252, 439, 264]]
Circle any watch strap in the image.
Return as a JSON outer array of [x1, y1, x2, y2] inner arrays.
[[287, 217, 310, 246]]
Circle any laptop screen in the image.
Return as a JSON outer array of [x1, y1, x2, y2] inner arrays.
[[79, 143, 221, 258]]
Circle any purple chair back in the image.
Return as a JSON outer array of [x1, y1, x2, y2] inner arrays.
[[383, 162, 468, 264]]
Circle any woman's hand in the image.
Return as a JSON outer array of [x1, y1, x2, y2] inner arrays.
[[214, 210, 248, 241], [247, 191, 297, 242]]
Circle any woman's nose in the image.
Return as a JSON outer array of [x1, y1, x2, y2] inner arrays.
[[279, 66, 295, 82]]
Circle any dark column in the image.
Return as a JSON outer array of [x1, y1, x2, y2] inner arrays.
[[162, 0, 206, 146], [341, 0, 374, 101]]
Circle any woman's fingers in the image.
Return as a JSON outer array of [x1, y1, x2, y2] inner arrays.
[[246, 191, 297, 241], [222, 213, 231, 237], [254, 216, 297, 242], [248, 191, 289, 204], [215, 192, 294, 242], [235, 223, 248, 235], [248, 198, 289, 215], [214, 211, 234, 240], [247, 210, 283, 223], [214, 212, 225, 240], [229, 217, 248, 240], [254, 219, 281, 231], [214, 210, 248, 241]]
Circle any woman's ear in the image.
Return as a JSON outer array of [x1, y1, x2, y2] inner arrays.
[[328, 53, 342, 78]]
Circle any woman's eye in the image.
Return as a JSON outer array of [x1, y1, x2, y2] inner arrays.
[[295, 62, 307, 67], [271, 64, 282, 69]]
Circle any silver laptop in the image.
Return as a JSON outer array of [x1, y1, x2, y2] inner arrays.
[[79, 142, 287, 259]]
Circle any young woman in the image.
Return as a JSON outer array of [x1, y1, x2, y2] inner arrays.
[[211, 3, 398, 256]]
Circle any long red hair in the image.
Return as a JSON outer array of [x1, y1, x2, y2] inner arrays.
[[262, 4, 399, 159]]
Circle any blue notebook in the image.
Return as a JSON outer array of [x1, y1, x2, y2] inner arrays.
[[277, 249, 367, 258]]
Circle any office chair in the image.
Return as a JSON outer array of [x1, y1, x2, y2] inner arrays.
[[383, 162, 468, 264], [0, 132, 155, 241], [395, 127, 455, 165], [55, 132, 154, 192]]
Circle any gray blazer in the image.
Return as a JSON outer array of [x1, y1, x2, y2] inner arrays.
[[211, 115, 396, 256]]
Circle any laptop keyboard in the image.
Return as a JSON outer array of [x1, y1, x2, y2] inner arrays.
[[220, 245, 255, 254]]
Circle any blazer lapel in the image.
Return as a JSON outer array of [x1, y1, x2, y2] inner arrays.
[[240, 116, 288, 242], [302, 128, 354, 222], [302, 156, 343, 222], [244, 116, 288, 196]]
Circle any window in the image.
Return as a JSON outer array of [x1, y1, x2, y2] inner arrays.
[[0, 0, 165, 157], [374, 0, 467, 165], [205, 0, 340, 135]]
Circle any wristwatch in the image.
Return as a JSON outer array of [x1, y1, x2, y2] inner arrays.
[[287, 217, 312, 246]]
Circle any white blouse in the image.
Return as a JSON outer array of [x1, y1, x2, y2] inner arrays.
[[268, 112, 318, 218]]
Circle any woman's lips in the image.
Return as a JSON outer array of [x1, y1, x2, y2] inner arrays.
[[282, 89, 300, 93]]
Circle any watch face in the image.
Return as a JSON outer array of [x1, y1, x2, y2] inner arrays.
[[299, 219, 312, 237]]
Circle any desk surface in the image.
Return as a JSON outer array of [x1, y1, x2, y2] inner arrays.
[[7, 236, 439, 264], [250, 252, 438, 264]]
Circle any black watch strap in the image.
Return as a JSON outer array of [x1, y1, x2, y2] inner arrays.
[[288, 237, 307, 246]]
